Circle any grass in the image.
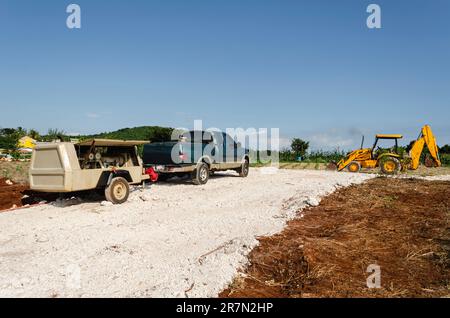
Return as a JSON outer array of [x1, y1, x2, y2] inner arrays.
[[251, 160, 450, 176], [0, 161, 30, 184]]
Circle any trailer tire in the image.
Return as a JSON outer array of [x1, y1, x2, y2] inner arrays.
[[105, 177, 130, 204], [192, 162, 209, 185]]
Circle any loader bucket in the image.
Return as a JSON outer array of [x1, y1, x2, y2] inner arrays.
[[326, 162, 338, 171]]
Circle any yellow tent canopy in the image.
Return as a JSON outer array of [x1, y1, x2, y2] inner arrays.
[[17, 136, 37, 149]]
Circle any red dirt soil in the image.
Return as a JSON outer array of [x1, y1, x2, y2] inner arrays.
[[220, 177, 450, 298], [0, 178, 29, 211]]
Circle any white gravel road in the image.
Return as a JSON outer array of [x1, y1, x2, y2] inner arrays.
[[0, 168, 374, 298]]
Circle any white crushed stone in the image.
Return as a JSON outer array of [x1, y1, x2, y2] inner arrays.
[[0, 169, 374, 298], [100, 201, 113, 207], [420, 175, 450, 181], [305, 197, 320, 207]]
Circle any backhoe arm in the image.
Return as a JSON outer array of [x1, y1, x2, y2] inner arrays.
[[409, 125, 441, 170]]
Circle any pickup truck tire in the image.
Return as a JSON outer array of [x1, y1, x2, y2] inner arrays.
[[237, 159, 250, 177], [192, 162, 209, 185], [105, 177, 130, 204]]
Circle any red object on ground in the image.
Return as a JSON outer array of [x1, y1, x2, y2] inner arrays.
[[145, 167, 159, 182]]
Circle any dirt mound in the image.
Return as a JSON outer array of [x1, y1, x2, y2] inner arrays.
[[221, 177, 450, 298], [0, 178, 29, 211], [0, 178, 12, 187]]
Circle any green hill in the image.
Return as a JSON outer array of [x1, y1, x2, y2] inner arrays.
[[84, 126, 174, 142]]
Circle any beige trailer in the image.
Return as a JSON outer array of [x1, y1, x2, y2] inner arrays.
[[29, 139, 150, 204]]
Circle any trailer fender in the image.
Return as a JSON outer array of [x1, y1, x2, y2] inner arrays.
[[107, 170, 133, 186]]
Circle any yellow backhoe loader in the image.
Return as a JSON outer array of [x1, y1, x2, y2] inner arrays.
[[331, 125, 441, 175]]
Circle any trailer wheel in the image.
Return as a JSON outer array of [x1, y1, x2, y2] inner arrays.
[[105, 177, 130, 204], [192, 162, 209, 185]]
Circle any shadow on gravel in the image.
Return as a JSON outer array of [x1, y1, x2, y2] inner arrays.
[[156, 172, 240, 186]]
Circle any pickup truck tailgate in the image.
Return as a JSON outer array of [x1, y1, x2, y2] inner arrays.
[[143, 142, 179, 165]]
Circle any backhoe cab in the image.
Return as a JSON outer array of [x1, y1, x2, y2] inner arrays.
[[334, 125, 441, 175]]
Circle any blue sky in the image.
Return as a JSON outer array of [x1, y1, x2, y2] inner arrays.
[[1, 0, 449, 150]]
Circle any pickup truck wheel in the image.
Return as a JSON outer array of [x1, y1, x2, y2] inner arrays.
[[192, 163, 209, 185], [105, 177, 130, 204], [237, 159, 250, 177]]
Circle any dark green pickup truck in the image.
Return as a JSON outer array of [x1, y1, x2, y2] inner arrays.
[[143, 130, 250, 185]]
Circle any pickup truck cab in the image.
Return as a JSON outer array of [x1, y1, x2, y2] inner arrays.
[[143, 131, 250, 185]]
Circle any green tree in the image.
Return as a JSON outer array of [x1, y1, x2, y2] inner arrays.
[[0, 129, 17, 150], [0, 127, 27, 150], [28, 129, 41, 140], [148, 127, 173, 142], [291, 138, 309, 158], [440, 144, 450, 154], [44, 128, 67, 142]]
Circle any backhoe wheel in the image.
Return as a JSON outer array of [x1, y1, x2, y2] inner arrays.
[[380, 157, 401, 175], [347, 161, 361, 173], [237, 159, 250, 177], [105, 177, 130, 204], [192, 162, 209, 185]]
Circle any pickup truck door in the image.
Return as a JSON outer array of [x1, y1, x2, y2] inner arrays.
[[223, 133, 238, 163]]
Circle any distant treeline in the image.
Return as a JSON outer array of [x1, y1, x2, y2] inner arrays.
[[252, 138, 450, 166], [86, 126, 174, 143], [1, 127, 449, 165], [0, 126, 174, 151]]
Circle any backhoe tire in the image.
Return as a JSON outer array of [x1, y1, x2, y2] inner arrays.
[[105, 177, 130, 204], [347, 161, 361, 173], [192, 162, 209, 185], [380, 157, 401, 175], [237, 159, 250, 177]]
